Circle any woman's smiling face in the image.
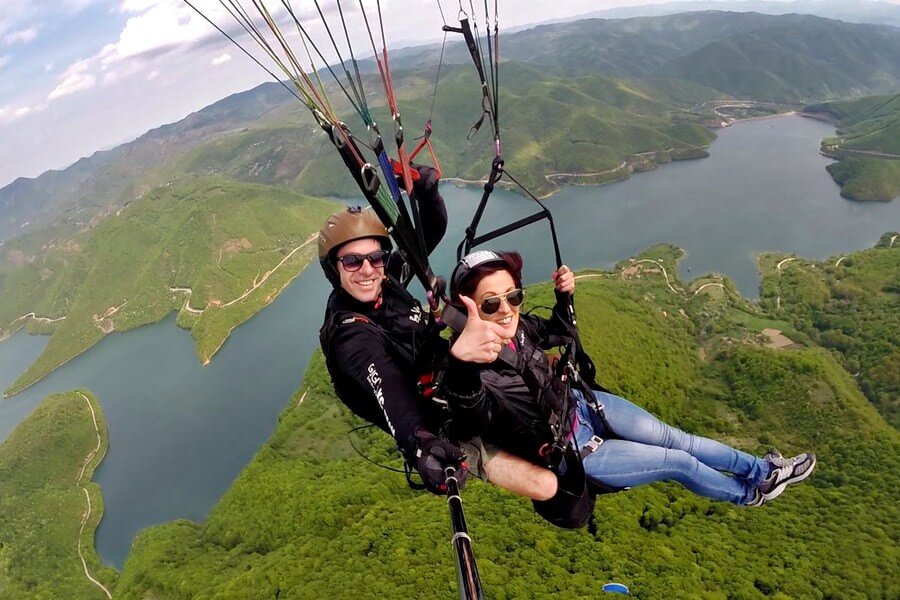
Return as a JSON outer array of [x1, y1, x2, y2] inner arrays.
[[472, 269, 520, 340]]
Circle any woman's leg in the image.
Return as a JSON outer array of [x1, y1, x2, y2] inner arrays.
[[574, 398, 757, 505], [582, 390, 769, 488]]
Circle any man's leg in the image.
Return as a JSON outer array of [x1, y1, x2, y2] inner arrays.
[[482, 449, 558, 501]]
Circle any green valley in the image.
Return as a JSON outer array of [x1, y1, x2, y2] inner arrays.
[[0, 390, 115, 598], [0, 178, 336, 395], [112, 243, 899, 598]]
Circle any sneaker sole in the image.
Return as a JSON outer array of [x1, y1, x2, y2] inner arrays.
[[762, 454, 817, 501]]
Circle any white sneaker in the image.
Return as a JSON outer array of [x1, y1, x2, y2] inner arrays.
[[757, 450, 817, 502]]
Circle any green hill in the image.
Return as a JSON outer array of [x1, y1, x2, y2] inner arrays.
[[288, 64, 716, 198], [0, 390, 116, 598], [759, 233, 900, 427], [421, 12, 900, 103], [6, 12, 900, 241], [660, 16, 900, 103], [807, 92, 900, 201], [0, 177, 336, 395], [113, 244, 899, 598]]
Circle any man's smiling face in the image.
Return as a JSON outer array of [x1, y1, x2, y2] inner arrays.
[[336, 237, 385, 303]]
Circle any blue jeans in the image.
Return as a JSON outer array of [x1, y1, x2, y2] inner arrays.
[[572, 390, 769, 505]]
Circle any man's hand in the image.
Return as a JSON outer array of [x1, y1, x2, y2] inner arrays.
[[392, 161, 440, 196], [552, 265, 575, 296], [450, 295, 509, 363], [414, 429, 469, 495]]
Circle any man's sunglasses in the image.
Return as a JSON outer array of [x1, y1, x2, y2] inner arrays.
[[336, 249, 391, 272], [480, 289, 524, 315]]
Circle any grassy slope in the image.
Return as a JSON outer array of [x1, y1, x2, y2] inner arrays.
[[115, 244, 898, 599], [759, 233, 900, 428], [809, 93, 900, 201], [1, 177, 337, 395], [0, 390, 116, 598]]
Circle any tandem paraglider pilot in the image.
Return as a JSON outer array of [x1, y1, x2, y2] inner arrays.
[[316, 164, 476, 494]]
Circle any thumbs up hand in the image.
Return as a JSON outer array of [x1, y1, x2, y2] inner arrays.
[[449, 295, 509, 363]]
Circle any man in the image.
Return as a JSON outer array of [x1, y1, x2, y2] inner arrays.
[[317, 166, 469, 493]]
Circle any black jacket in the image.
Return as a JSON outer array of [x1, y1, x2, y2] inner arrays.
[[319, 166, 447, 460], [320, 280, 448, 459], [440, 311, 575, 462]]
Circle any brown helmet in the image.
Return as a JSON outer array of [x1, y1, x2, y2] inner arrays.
[[318, 205, 391, 286]]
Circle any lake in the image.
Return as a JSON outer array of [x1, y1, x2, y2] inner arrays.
[[0, 115, 897, 569]]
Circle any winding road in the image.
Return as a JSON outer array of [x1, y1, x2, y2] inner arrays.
[[170, 233, 317, 314], [76, 392, 112, 599]]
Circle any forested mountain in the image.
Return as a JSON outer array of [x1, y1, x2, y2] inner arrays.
[[0, 178, 336, 395], [0, 84, 293, 243], [760, 233, 900, 426], [4, 11, 900, 244], [111, 243, 900, 598], [806, 92, 900, 200], [489, 13, 900, 102], [0, 390, 117, 597]]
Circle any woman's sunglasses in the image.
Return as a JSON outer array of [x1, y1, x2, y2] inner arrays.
[[336, 249, 391, 272], [480, 289, 524, 315]]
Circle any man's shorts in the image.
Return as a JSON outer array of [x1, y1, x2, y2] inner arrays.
[[457, 437, 499, 482]]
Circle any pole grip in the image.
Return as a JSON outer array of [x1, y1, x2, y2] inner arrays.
[[445, 467, 484, 600]]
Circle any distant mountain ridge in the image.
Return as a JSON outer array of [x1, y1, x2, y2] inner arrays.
[[3, 11, 900, 243], [589, 0, 900, 28], [0, 83, 292, 243]]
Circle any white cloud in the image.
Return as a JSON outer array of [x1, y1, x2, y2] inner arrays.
[[102, 0, 225, 66], [3, 26, 39, 45], [146, 69, 159, 81], [0, 55, 9, 70], [48, 61, 97, 100], [0, 99, 47, 124], [211, 52, 231, 66]]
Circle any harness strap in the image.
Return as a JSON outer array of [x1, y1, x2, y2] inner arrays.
[[579, 435, 604, 460]]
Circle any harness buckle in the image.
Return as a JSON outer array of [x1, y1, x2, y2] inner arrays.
[[579, 435, 604, 460]]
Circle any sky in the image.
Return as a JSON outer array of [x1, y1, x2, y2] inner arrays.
[[0, 0, 898, 188]]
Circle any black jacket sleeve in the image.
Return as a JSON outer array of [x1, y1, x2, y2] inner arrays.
[[385, 163, 447, 280], [413, 164, 447, 255], [330, 322, 429, 460], [440, 356, 493, 440]]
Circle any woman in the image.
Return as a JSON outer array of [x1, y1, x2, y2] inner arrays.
[[441, 250, 816, 513]]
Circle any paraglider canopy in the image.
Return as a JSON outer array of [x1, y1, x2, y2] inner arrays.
[[602, 582, 630, 595]]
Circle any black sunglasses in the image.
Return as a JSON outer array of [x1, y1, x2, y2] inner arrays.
[[336, 249, 391, 272], [480, 289, 524, 315]]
